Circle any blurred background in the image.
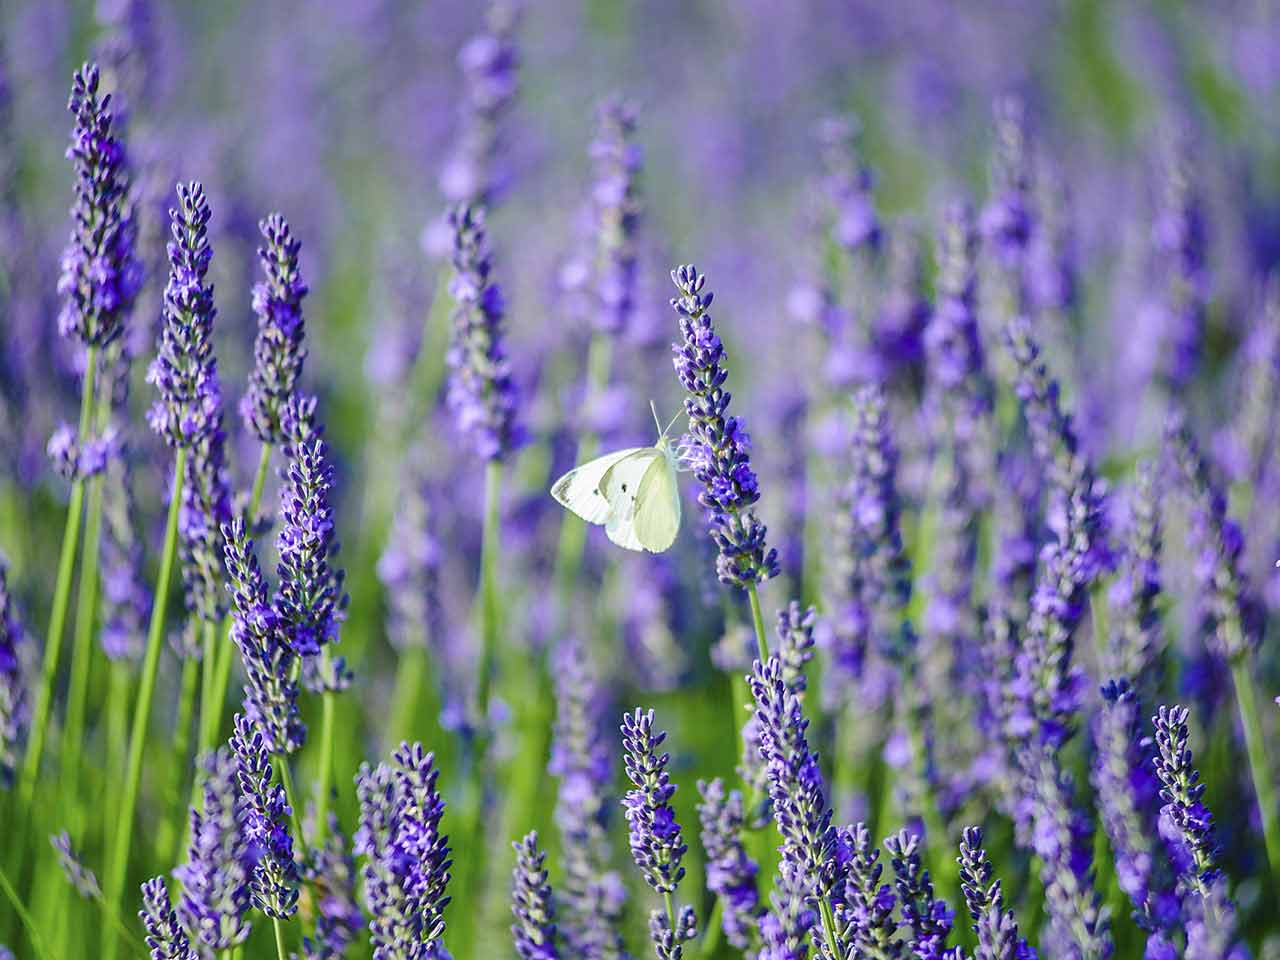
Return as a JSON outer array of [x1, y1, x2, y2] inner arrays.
[[4, 0, 1280, 957]]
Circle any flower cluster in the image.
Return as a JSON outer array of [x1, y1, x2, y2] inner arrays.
[[229, 714, 299, 920], [696, 778, 759, 949], [956, 827, 1033, 960], [590, 98, 642, 337], [355, 742, 453, 956], [1106, 463, 1164, 683], [57, 62, 141, 348], [222, 518, 305, 755], [670, 264, 778, 588], [511, 831, 559, 960], [0, 561, 28, 787], [175, 747, 251, 952], [776, 601, 816, 697], [139, 877, 198, 960], [1152, 705, 1219, 898], [100, 447, 151, 660], [299, 810, 365, 960], [51, 830, 101, 899], [445, 204, 523, 462], [242, 213, 309, 445]]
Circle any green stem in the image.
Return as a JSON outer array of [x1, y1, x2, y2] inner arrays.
[[386, 645, 430, 748], [273, 917, 288, 960], [103, 445, 186, 960], [0, 862, 53, 960], [476, 461, 503, 725], [1089, 581, 1111, 667], [18, 345, 99, 810], [201, 442, 273, 754], [60, 343, 117, 834], [1229, 655, 1280, 889], [104, 662, 129, 842], [277, 756, 307, 858], [745, 583, 770, 663], [314, 662, 336, 847], [699, 899, 724, 957], [159, 649, 201, 866], [817, 897, 842, 958]]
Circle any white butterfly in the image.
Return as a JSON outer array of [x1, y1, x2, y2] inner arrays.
[[550, 404, 684, 553]]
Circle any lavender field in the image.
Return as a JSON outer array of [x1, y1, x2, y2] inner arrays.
[[3, 1, 1280, 958]]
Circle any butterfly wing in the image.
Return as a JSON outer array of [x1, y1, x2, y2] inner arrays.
[[600, 448, 663, 551], [633, 449, 681, 553], [550, 447, 647, 525]]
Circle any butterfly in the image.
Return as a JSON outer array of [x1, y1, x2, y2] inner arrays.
[[550, 403, 684, 553]]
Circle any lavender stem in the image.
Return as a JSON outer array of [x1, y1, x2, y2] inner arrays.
[[314, 650, 337, 847], [18, 345, 99, 811], [746, 583, 770, 664], [276, 754, 307, 859], [202, 440, 274, 755], [104, 445, 187, 960], [1229, 653, 1280, 889], [476, 459, 503, 724], [158, 647, 200, 866], [273, 916, 288, 960]]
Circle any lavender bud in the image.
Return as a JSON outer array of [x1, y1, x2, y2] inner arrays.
[[1152, 705, 1219, 899], [445, 204, 523, 462], [57, 63, 141, 348], [355, 742, 452, 955], [229, 714, 299, 920], [139, 876, 198, 960], [885, 830, 954, 956], [696, 778, 759, 949], [47, 424, 81, 482], [51, 830, 101, 899], [776, 601, 816, 696], [222, 519, 304, 755], [242, 214, 308, 445], [957, 826, 1034, 960], [175, 747, 251, 951], [670, 264, 778, 588], [757, 859, 816, 960], [511, 831, 559, 960], [0, 561, 29, 786], [621, 708, 688, 896]]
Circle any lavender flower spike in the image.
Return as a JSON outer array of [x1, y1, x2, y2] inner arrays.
[[51, 830, 101, 899], [776, 601, 816, 697], [175, 747, 251, 952], [299, 809, 365, 960], [956, 827, 1034, 960], [230, 714, 299, 920], [1152, 705, 1219, 898], [670, 264, 778, 588], [139, 877, 198, 960], [836, 825, 897, 958], [355, 742, 453, 956], [276, 396, 348, 686], [242, 213, 308, 444], [696, 778, 759, 949], [590, 97, 642, 337], [58, 62, 141, 348], [885, 830, 955, 957], [222, 518, 304, 755], [747, 657, 842, 957], [0, 561, 29, 786], [511, 831, 560, 960], [445, 204, 523, 462], [621, 708, 697, 960], [757, 859, 816, 960]]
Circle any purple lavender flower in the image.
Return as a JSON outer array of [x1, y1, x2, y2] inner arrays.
[[1164, 411, 1259, 663], [438, 1, 521, 208], [229, 714, 299, 920], [222, 518, 304, 756], [175, 747, 251, 951], [57, 63, 141, 348], [696, 778, 759, 949], [980, 98, 1032, 276], [548, 639, 627, 959], [816, 116, 881, 255], [757, 860, 816, 960], [747, 656, 842, 956], [47, 424, 81, 482], [1003, 316, 1109, 584], [147, 181, 219, 450], [1147, 141, 1207, 394], [621, 708, 697, 960], [354, 742, 452, 956], [873, 227, 930, 387], [139, 877, 198, 960], [776, 601, 816, 697], [621, 708, 688, 896], [377, 465, 445, 656], [275, 395, 348, 688], [885, 830, 955, 958], [670, 264, 778, 588], [178, 382, 232, 625], [1092, 681, 1173, 937], [511, 831, 559, 960], [445, 205, 523, 462], [956, 827, 1035, 960], [590, 98, 642, 337], [1152, 705, 1219, 898], [0, 561, 29, 786], [51, 830, 101, 899], [241, 214, 308, 445], [835, 824, 895, 958], [299, 810, 365, 960], [1105, 464, 1164, 683], [100, 444, 151, 660]]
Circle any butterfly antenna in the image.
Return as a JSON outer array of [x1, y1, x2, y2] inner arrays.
[[663, 408, 683, 437], [650, 400, 663, 437]]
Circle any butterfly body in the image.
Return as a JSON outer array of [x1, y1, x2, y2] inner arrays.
[[550, 423, 682, 553]]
